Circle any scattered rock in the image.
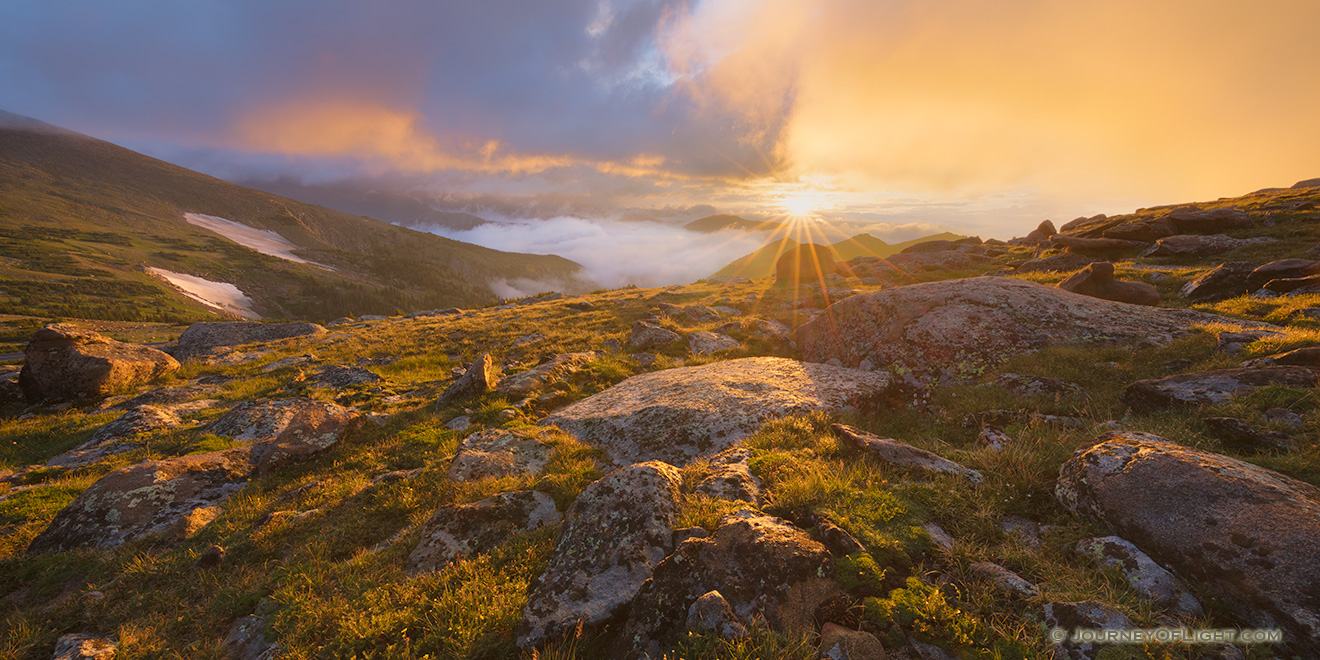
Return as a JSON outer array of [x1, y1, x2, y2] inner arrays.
[[815, 516, 867, 557], [1012, 253, 1103, 274], [306, 365, 380, 388], [625, 320, 682, 351], [1216, 329, 1282, 354], [977, 425, 1011, 450], [51, 633, 117, 660], [995, 373, 1083, 399], [195, 544, 225, 568], [404, 308, 463, 319], [19, 324, 179, 403], [1000, 516, 1043, 550], [922, 523, 955, 551], [818, 623, 887, 660], [207, 398, 360, 474], [261, 355, 316, 373], [1056, 431, 1320, 653], [1102, 218, 1176, 242], [436, 353, 499, 407], [47, 405, 182, 469], [687, 331, 742, 356], [544, 358, 896, 466], [1204, 417, 1295, 452], [1050, 235, 1150, 257], [408, 490, 560, 575], [445, 415, 471, 431], [969, 561, 1039, 599], [1057, 262, 1159, 306], [796, 277, 1261, 382], [686, 590, 749, 640], [694, 448, 762, 505], [1073, 536, 1203, 619], [1122, 366, 1316, 412], [1179, 262, 1259, 302], [1043, 600, 1134, 660], [1141, 234, 1272, 258], [172, 321, 325, 362], [1262, 407, 1304, 426], [1263, 273, 1320, 293], [223, 614, 280, 660], [447, 428, 552, 481], [1246, 259, 1320, 291], [1164, 207, 1251, 234], [497, 352, 598, 398], [832, 424, 982, 483], [518, 461, 682, 648], [615, 509, 840, 658]]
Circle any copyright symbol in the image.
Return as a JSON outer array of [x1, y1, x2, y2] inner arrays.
[[1049, 628, 1068, 643]]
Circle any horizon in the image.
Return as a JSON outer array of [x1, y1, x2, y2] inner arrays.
[[2, 1, 1319, 256]]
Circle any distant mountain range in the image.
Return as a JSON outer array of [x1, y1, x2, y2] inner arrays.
[[712, 231, 965, 279], [0, 110, 590, 323], [684, 214, 780, 233]]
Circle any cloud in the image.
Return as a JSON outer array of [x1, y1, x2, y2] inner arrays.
[[419, 215, 767, 288], [660, 0, 1320, 202]]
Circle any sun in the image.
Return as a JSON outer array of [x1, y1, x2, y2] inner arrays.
[[778, 192, 821, 217]]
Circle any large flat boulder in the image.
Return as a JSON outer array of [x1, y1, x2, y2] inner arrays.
[[206, 398, 361, 474], [542, 358, 896, 466], [1056, 432, 1320, 654], [614, 509, 839, 659], [172, 321, 325, 362], [518, 461, 682, 648], [19, 324, 179, 402], [796, 277, 1266, 381]]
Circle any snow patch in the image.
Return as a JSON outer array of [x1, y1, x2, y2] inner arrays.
[[182, 213, 332, 269], [146, 267, 261, 319]]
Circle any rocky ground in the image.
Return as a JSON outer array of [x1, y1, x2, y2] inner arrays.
[[2, 180, 1320, 659]]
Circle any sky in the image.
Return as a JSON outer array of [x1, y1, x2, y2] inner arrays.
[[3, 0, 1319, 254]]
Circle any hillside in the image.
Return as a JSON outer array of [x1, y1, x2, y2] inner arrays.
[[683, 214, 779, 233], [0, 111, 590, 323], [236, 177, 491, 231], [6, 179, 1320, 658], [712, 231, 965, 279]]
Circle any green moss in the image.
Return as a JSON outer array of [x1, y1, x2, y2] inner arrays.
[[834, 552, 887, 596]]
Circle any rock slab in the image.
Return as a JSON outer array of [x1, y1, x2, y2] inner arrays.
[[408, 490, 560, 575], [543, 358, 895, 466], [1122, 366, 1316, 413], [173, 321, 325, 362], [1056, 432, 1320, 654]]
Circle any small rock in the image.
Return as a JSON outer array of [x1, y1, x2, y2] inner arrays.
[[223, 614, 280, 660], [497, 352, 599, 398], [408, 490, 560, 575], [969, 561, 1039, 599], [686, 590, 748, 640], [1216, 329, 1283, 354], [995, 373, 1083, 399], [51, 634, 117, 660], [195, 544, 225, 569], [1057, 262, 1159, 306], [1074, 536, 1203, 619], [818, 622, 887, 660], [371, 468, 424, 484], [1204, 417, 1295, 452], [1000, 516, 1042, 550], [566, 301, 596, 311], [435, 354, 499, 407], [922, 523, 955, 551], [978, 425, 1011, 450], [1262, 407, 1304, 426], [687, 331, 742, 356], [447, 428, 551, 482], [602, 338, 621, 351], [694, 448, 762, 505], [832, 424, 982, 483], [815, 516, 867, 557], [306, 365, 381, 388], [625, 320, 682, 351], [1043, 601, 1134, 660], [445, 415, 471, 431]]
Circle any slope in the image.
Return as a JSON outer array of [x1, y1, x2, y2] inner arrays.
[[712, 231, 965, 279], [0, 110, 590, 323]]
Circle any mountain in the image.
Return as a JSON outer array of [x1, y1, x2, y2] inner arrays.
[[0, 110, 590, 323], [711, 231, 965, 278], [684, 214, 779, 233], [235, 177, 490, 231]]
